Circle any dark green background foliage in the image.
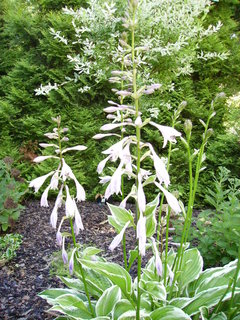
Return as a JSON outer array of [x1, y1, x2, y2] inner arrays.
[[0, 0, 239, 201]]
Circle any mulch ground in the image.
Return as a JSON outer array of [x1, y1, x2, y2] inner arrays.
[[0, 200, 138, 320]]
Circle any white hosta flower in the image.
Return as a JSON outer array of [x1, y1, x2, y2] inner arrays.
[[156, 183, 181, 214], [121, 143, 132, 174], [69, 248, 77, 275], [40, 185, 51, 207], [120, 185, 136, 208], [109, 221, 130, 251], [62, 145, 87, 154], [102, 137, 129, 161], [62, 237, 68, 264], [73, 177, 86, 202], [137, 174, 146, 214], [29, 171, 55, 193], [44, 132, 58, 139], [39, 143, 58, 148], [137, 213, 147, 256], [50, 186, 63, 229], [49, 170, 59, 190], [105, 162, 123, 199], [149, 121, 181, 148], [135, 116, 142, 126], [97, 155, 111, 174], [148, 144, 170, 187], [60, 159, 74, 181], [93, 133, 121, 139], [33, 155, 59, 163], [65, 185, 75, 218], [56, 231, 62, 246], [100, 122, 133, 131], [73, 199, 84, 235], [99, 176, 111, 185], [152, 237, 162, 277]]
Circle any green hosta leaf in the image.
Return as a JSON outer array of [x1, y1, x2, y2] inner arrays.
[[80, 259, 132, 297], [178, 248, 203, 290], [140, 280, 166, 301], [50, 305, 92, 319], [118, 309, 151, 319], [59, 277, 88, 297], [199, 306, 209, 320], [39, 288, 86, 305], [150, 305, 191, 320], [113, 299, 134, 320], [210, 312, 227, 320], [128, 249, 138, 271], [170, 297, 191, 309], [74, 267, 112, 298], [145, 195, 159, 237], [183, 286, 240, 316], [95, 285, 121, 317], [107, 204, 134, 229]]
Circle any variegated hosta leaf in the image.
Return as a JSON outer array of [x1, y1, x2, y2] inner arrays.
[[145, 195, 159, 237], [177, 248, 203, 290], [183, 286, 240, 316], [188, 259, 239, 295], [150, 305, 191, 320], [95, 285, 121, 317], [38, 288, 87, 305], [140, 279, 166, 301], [113, 299, 134, 320], [107, 203, 134, 232], [80, 259, 132, 297]]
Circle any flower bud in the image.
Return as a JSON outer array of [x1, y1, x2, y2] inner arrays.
[[130, 0, 138, 9], [205, 128, 214, 140], [184, 119, 192, 136]]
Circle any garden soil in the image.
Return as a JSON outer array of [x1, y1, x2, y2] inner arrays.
[[0, 200, 141, 319]]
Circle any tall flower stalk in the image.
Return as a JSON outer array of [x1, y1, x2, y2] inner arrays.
[[29, 116, 94, 316]]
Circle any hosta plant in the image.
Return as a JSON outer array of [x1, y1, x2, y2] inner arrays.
[[33, 1, 240, 319]]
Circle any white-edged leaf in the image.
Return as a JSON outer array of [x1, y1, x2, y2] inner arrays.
[[95, 285, 121, 316]]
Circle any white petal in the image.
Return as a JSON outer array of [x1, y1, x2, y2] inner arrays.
[[150, 121, 181, 148], [105, 163, 123, 199], [65, 185, 75, 218], [157, 184, 181, 213], [137, 213, 147, 256], [73, 178, 86, 202], [93, 133, 121, 139], [39, 143, 58, 148], [62, 145, 87, 154], [97, 155, 111, 174], [29, 171, 55, 193], [73, 199, 84, 235], [135, 116, 142, 126], [49, 170, 59, 190], [109, 221, 130, 251], [40, 185, 51, 207], [60, 159, 74, 181], [137, 174, 146, 213], [33, 155, 59, 163], [167, 265, 174, 285], [152, 238, 162, 276], [50, 186, 63, 229], [99, 176, 111, 185], [100, 122, 131, 131], [149, 144, 170, 187]]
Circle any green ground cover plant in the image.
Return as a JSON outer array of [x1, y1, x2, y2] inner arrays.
[[29, 1, 240, 319], [0, 157, 25, 231], [0, 233, 23, 266]]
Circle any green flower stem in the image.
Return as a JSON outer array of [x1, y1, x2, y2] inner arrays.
[[130, 6, 142, 320], [229, 245, 240, 311], [164, 206, 171, 287], [69, 218, 95, 317]]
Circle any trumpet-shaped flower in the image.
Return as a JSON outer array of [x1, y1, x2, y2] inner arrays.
[[137, 174, 146, 214], [73, 199, 84, 235], [137, 213, 147, 256], [65, 185, 75, 218], [150, 121, 181, 148], [69, 248, 77, 275], [61, 145, 87, 154], [105, 162, 123, 199], [33, 155, 59, 163], [50, 186, 63, 229], [148, 144, 170, 187], [151, 237, 162, 276], [29, 171, 55, 193], [97, 155, 111, 174], [62, 237, 68, 264], [109, 221, 130, 251], [156, 183, 181, 213], [40, 185, 51, 207]]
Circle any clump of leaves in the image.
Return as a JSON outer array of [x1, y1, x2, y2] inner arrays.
[[0, 233, 22, 266], [0, 157, 25, 231], [189, 167, 240, 267]]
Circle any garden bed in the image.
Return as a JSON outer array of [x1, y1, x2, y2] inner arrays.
[[0, 200, 135, 319]]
